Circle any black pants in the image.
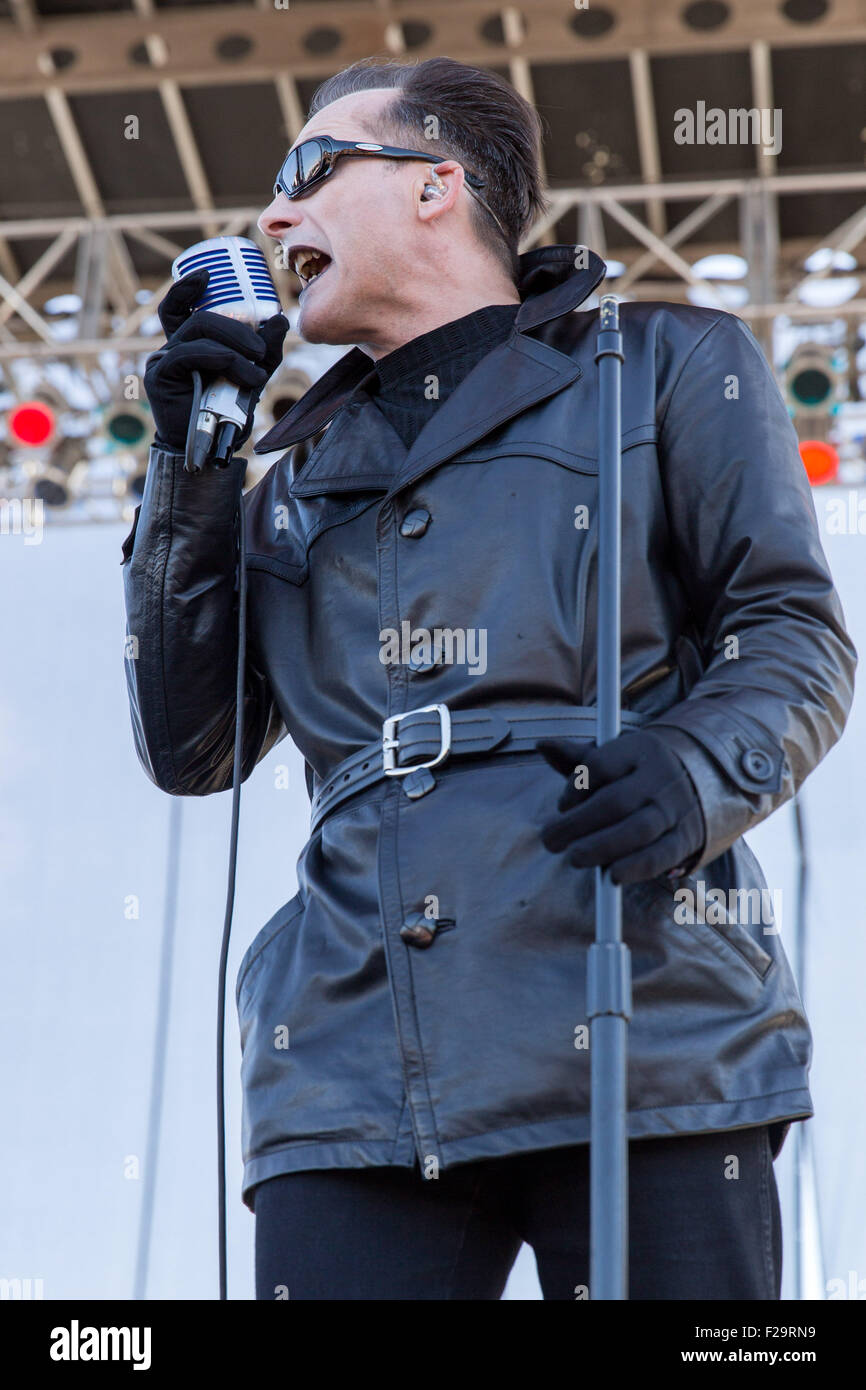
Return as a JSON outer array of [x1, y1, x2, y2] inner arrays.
[[253, 1124, 783, 1300]]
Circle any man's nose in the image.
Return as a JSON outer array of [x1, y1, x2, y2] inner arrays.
[[258, 193, 298, 240]]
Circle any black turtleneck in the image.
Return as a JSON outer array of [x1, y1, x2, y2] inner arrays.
[[369, 302, 521, 449]]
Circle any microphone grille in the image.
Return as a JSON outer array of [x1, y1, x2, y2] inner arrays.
[[172, 236, 282, 324]]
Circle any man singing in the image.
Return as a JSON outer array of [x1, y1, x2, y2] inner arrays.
[[122, 56, 856, 1300]]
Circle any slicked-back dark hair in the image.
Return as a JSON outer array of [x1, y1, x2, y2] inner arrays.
[[307, 56, 549, 282]]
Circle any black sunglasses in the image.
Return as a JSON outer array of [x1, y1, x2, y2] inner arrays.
[[273, 136, 508, 239]]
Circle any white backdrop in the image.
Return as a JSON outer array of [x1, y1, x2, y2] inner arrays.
[[0, 485, 862, 1301]]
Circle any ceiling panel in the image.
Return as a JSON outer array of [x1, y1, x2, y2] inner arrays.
[[182, 82, 288, 207], [651, 49, 756, 179], [778, 190, 866, 243], [35, 0, 132, 13], [532, 58, 651, 248], [67, 89, 191, 212], [772, 43, 866, 172], [0, 97, 84, 220], [533, 58, 641, 188]]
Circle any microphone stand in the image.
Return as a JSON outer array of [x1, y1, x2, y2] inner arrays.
[[589, 295, 629, 1300]]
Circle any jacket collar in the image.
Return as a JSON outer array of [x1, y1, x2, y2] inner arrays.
[[253, 244, 607, 459]]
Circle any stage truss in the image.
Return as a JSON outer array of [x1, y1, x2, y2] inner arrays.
[[1, 0, 865, 520]]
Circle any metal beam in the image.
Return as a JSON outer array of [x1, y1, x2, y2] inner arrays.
[[44, 86, 104, 220], [123, 225, 186, 262], [785, 202, 866, 303], [2, 0, 866, 98], [0, 240, 21, 286], [504, 8, 555, 247], [550, 171, 866, 203], [0, 169, 862, 244], [0, 226, 78, 327], [0, 164, 861, 346], [2, 295, 866, 362], [75, 222, 110, 340], [745, 38, 780, 347], [749, 40, 777, 179], [0, 268, 57, 342], [106, 229, 142, 319], [600, 197, 728, 305], [7, 0, 37, 35], [158, 79, 219, 241], [628, 49, 665, 240], [274, 72, 306, 149], [714, 298, 866, 322], [519, 191, 580, 249], [0, 330, 299, 360], [578, 201, 607, 261], [613, 191, 732, 294], [740, 184, 779, 351]]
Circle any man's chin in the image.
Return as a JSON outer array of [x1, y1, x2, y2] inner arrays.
[[296, 307, 345, 346], [296, 277, 344, 344]]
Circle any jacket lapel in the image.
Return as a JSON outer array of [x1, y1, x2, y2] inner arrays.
[[255, 245, 608, 499]]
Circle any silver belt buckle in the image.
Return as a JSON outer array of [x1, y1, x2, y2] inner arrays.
[[382, 703, 452, 776]]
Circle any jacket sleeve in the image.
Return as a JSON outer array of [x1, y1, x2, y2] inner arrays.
[[645, 310, 857, 869], [120, 443, 286, 795]]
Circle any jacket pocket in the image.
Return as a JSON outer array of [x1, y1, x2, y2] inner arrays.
[[456, 438, 599, 475], [673, 631, 706, 695], [456, 422, 655, 477], [622, 631, 705, 717], [246, 551, 309, 586], [662, 873, 775, 983], [120, 503, 141, 564], [236, 891, 305, 1007], [247, 491, 383, 587]]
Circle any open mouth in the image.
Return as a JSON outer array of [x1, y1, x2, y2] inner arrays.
[[299, 263, 331, 294], [289, 245, 333, 291]]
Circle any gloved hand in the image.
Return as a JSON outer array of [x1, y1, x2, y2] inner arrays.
[[143, 269, 289, 452], [537, 729, 706, 884]]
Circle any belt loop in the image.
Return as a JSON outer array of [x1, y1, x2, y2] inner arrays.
[[400, 767, 437, 800]]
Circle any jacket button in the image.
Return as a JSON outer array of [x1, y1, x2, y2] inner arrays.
[[399, 507, 431, 538], [400, 913, 455, 947], [740, 748, 774, 781], [401, 915, 437, 948], [408, 641, 445, 673]]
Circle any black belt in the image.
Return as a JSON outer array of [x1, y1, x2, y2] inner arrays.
[[309, 702, 649, 834]]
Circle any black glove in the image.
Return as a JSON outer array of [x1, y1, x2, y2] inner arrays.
[[143, 269, 289, 452], [537, 729, 706, 884]]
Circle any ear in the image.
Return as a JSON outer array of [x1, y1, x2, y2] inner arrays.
[[415, 159, 465, 224]]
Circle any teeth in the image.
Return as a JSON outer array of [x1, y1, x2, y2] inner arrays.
[[292, 247, 328, 283]]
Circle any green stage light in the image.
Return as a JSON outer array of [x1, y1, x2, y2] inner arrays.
[[789, 364, 834, 409], [107, 410, 148, 447], [784, 345, 843, 416]]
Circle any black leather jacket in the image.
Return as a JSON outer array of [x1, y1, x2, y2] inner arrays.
[[121, 246, 856, 1209]]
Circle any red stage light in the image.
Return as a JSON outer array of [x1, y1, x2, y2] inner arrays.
[[799, 439, 839, 486], [8, 401, 56, 447]]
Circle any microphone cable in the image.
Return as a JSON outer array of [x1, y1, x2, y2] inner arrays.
[[791, 792, 828, 1300], [216, 489, 246, 1303], [184, 367, 247, 1300]]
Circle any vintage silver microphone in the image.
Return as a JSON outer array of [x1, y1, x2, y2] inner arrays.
[[171, 236, 283, 471]]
